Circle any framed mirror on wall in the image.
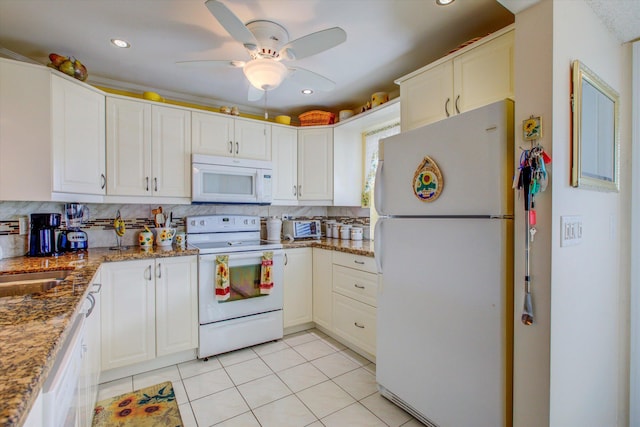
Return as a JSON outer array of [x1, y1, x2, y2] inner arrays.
[[571, 60, 620, 192]]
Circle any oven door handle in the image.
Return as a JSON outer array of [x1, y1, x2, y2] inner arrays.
[[200, 251, 282, 263]]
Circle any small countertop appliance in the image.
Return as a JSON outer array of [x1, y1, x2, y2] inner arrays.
[[58, 203, 89, 252], [28, 213, 61, 257]]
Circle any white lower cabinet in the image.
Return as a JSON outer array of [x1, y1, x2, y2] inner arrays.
[[100, 256, 197, 371], [331, 251, 378, 358], [312, 248, 333, 330], [283, 248, 313, 329], [77, 269, 102, 426]]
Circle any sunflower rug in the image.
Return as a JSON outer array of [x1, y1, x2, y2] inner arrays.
[[92, 381, 183, 427]]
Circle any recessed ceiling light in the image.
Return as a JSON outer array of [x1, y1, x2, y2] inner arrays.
[[301, 89, 313, 95], [110, 38, 131, 48], [436, 0, 454, 5]]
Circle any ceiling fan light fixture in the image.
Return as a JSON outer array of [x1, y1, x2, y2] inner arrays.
[[435, 0, 455, 5], [243, 58, 288, 91], [301, 89, 314, 95]]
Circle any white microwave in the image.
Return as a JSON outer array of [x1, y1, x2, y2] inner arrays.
[[192, 154, 273, 204]]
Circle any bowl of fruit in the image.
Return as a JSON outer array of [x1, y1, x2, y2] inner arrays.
[[47, 53, 88, 81]]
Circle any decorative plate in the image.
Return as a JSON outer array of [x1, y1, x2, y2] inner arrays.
[[413, 156, 443, 202]]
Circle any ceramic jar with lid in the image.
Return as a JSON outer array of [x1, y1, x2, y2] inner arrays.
[[340, 224, 352, 240], [350, 227, 363, 241]]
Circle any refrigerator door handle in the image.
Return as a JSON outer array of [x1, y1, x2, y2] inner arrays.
[[374, 218, 384, 274], [374, 159, 384, 215]]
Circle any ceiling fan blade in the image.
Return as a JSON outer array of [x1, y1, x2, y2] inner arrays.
[[205, 0, 258, 50], [279, 27, 346, 61], [176, 59, 245, 68], [248, 85, 265, 101], [287, 67, 335, 92]]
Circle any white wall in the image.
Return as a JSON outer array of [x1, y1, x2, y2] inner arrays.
[[512, 2, 553, 426], [513, 1, 632, 426]]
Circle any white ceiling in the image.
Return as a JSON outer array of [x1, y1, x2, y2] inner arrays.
[[2, 1, 635, 118], [0, 0, 514, 117]]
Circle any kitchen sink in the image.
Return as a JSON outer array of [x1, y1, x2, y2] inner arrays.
[[0, 269, 74, 297]]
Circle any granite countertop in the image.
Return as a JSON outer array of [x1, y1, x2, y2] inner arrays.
[[0, 246, 197, 427], [282, 238, 374, 257]]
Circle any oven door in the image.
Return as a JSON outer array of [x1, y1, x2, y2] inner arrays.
[[199, 250, 284, 324]]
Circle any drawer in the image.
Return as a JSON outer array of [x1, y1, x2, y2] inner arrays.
[[333, 293, 376, 356], [333, 265, 377, 307], [332, 251, 376, 274]]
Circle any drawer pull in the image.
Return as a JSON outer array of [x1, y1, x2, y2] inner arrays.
[[354, 284, 365, 289], [354, 260, 365, 265], [354, 322, 365, 329]]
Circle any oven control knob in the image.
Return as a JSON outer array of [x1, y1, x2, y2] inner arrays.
[[244, 219, 248, 224], [199, 220, 206, 226], [190, 220, 196, 226]]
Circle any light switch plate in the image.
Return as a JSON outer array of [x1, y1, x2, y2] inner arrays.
[[561, 215, 583, 247]]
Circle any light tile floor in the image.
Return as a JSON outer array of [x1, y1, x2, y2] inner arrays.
[[97, 329, 419, 427]]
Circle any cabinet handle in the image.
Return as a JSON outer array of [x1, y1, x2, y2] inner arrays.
[[455, 95, 460, 114], [85, 293, 96, 318], [145, 177, 150, 192], [293, 185, 297, 196], [90, 283, 102, 294], [284, 253, 288, 266], [100, 173, 106, 189], [157, 263, 162, 279], [145, 265, 152, 281], [354, 260, 365, 265], [154, 177, 158, 192], [235, 142, 239, 155], [354, 283, 365, 289], [229, 141, 233, 153], [298, 185, 302, 197], [445, 98, 451, 117], [354, 322, 365, 329]]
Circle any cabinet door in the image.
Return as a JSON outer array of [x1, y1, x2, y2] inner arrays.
[[101, 260, 155, 371], [312, 248, 333, 330], [106, 97, 152, 196], [235, 119, 271, 160], [191, 111, 234, 157], [400, 61, 453, 131], [283, 248, 313, 328], [51, 75, 106, 195], [271, 125, 298, 204], [155, 256, 198, 357], [453, 31, 514, 115], [298, 128, 333, 202], [152, 105, 191, 197]]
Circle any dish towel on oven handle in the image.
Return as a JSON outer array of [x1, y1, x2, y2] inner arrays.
[[260, 251, 274, 295], [215, 255, 230, 301]]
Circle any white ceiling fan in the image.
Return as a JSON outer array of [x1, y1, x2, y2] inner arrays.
[[177, 0, 347, 102]]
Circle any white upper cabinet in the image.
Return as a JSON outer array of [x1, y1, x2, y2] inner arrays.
[[271, 125, 299, 204], [51, 75, 106, 195], [192, 111, 271, 161], [106, 96, 191, 198], [398, 27, 514, 131], [0, 58, 107, 202], [297, 127, 333, 203]]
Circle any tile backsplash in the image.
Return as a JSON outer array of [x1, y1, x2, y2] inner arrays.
[[0, 201, 368, 258]]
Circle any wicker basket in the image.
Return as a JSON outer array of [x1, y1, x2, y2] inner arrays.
[[299, 110, 335, 126]]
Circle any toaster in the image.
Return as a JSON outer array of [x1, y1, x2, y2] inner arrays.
[[282, 220, 322, 240]]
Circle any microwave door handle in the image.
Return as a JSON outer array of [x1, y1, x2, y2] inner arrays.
[[256, 170, 263, 201]]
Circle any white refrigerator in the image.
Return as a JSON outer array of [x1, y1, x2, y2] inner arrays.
[[374, 100, 514, 427]]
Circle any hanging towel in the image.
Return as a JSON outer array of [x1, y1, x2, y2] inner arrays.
[[215, 255, 230, 301], [260, 251, 274, 295]]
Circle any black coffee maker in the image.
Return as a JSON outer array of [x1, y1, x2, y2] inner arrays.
[[28, 213, 61, 257]]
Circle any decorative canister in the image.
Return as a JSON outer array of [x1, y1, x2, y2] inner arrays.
[[266, 216, 282, 242], [340, 224, 352, 240], [350, 227, 363, 241], [331, 223, 341, 239], [324, 220, 337, 238]]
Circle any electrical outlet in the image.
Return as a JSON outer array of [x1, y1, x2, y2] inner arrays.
[[561, 215, 583, 247], [18, 216, 28, 235], [282, 214, 290, 220]]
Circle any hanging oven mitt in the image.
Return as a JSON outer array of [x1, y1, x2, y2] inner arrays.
[[215, 255, 230, 301], [260, 251, 274, 295]]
